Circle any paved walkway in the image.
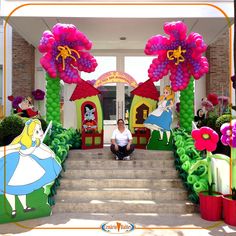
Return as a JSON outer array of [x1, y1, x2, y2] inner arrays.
[[1, 213, 236, 236]]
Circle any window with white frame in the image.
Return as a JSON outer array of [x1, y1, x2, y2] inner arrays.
[[124, 56, 160, 112], [124, 56, 158, 85], [81, 56, 117, 120], [81, 56, 116, 83]]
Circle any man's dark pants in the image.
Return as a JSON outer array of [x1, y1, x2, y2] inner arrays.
[[110, 144, 135, 160]]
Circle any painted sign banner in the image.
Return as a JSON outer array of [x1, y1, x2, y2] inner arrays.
[[94, 71, 138, 88]]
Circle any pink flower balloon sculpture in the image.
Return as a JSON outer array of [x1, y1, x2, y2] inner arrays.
[[38, 23, 97, 84], [221, 120, 236, 148], [145, 21, 209, 91], [192, 127, 219, 152]]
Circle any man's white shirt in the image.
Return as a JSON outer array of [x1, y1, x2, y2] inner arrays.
[[111, 128, 132, 147]]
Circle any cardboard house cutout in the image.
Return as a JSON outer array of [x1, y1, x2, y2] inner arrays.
[[129, 79, 159, 149], [70, 79, 103, 149]]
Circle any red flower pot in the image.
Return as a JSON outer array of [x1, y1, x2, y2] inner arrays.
[[199, 191, 222, 221], [223, 195, 236, 226]]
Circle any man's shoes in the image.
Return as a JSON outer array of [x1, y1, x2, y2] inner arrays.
[[115, 155, 119, 160], [123, 156, 130, 161]]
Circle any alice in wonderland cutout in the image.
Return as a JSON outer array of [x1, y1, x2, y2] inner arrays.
[[144, 85, 175, 145], [0, 119, 61, 219]]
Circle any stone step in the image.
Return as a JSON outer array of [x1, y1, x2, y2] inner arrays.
[[68, 149, 173, 160], [65, 159, 174, 169], [53, 201, 196, 214], [60, 178, 183, 189], [63, 168, 178, 179], [56, 189, 187, 201], [70, 148, 173, 154]]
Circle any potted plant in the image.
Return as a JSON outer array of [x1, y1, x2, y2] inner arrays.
[[220, 120, 236, 226], [190, 127, 229, 221]]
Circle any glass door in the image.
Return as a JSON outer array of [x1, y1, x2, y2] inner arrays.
[[99, 85, 116, 121], [99, 84, 117, 144], [100, 82, 127, 144]]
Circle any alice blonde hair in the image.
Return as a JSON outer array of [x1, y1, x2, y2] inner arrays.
[[11, 119, 41, 148], [159, 85, 175, 103]]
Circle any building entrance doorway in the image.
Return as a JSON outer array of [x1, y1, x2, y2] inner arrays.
[[94, 71, 137, 144]]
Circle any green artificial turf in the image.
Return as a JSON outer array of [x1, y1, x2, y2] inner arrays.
[[0, 188, 51, 224], [147, 130, 173, 151]]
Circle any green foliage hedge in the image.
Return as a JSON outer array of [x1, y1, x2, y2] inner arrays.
[[0, 115, 24, 146], [173, 128, 207, 204], [44, 122, 81, 205]]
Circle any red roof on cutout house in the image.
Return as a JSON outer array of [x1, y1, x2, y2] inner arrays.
[[70, 79, 101, 101], [131, 79, 159, 100]]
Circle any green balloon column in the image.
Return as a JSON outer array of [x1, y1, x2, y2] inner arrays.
[[180, 77, 194, 132], [45, 74, 61, 123]]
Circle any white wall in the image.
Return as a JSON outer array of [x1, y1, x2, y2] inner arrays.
[[35, 50, 46, 116], [0, 26, 3, 65], [63, 83, 77, 129], [1, 22, 12, 115], [195, 76, 206, 113]]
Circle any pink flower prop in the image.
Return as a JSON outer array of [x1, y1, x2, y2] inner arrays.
[[192, 127, 219, 152], [220, 120, 236, 148], [145, 21, 209, 91], [201, 99, 214, 112], [38, 23, 97, 84]]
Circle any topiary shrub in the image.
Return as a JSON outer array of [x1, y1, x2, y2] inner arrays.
[[215, 114, 232, 131], [0, 115, 24, 146], [201, 115, 218, 130], [214, 114, 232, 156]]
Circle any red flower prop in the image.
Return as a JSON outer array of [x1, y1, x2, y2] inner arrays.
[[145, 21, 209, 91], [32, 89, 45, 101], [192, 127, 219, 152], [38, 23, 97, 84], [207, 93, 218, 106], [7, 95, 14, 102]]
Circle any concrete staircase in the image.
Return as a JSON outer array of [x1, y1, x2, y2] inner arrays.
[[53, 148, 196, 214]]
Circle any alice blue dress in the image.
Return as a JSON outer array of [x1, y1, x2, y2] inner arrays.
[[0, 141, 61, 195], [144, 99, 173, 131]]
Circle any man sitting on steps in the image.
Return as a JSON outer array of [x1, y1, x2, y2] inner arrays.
[[110, 119, 134, 161]]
